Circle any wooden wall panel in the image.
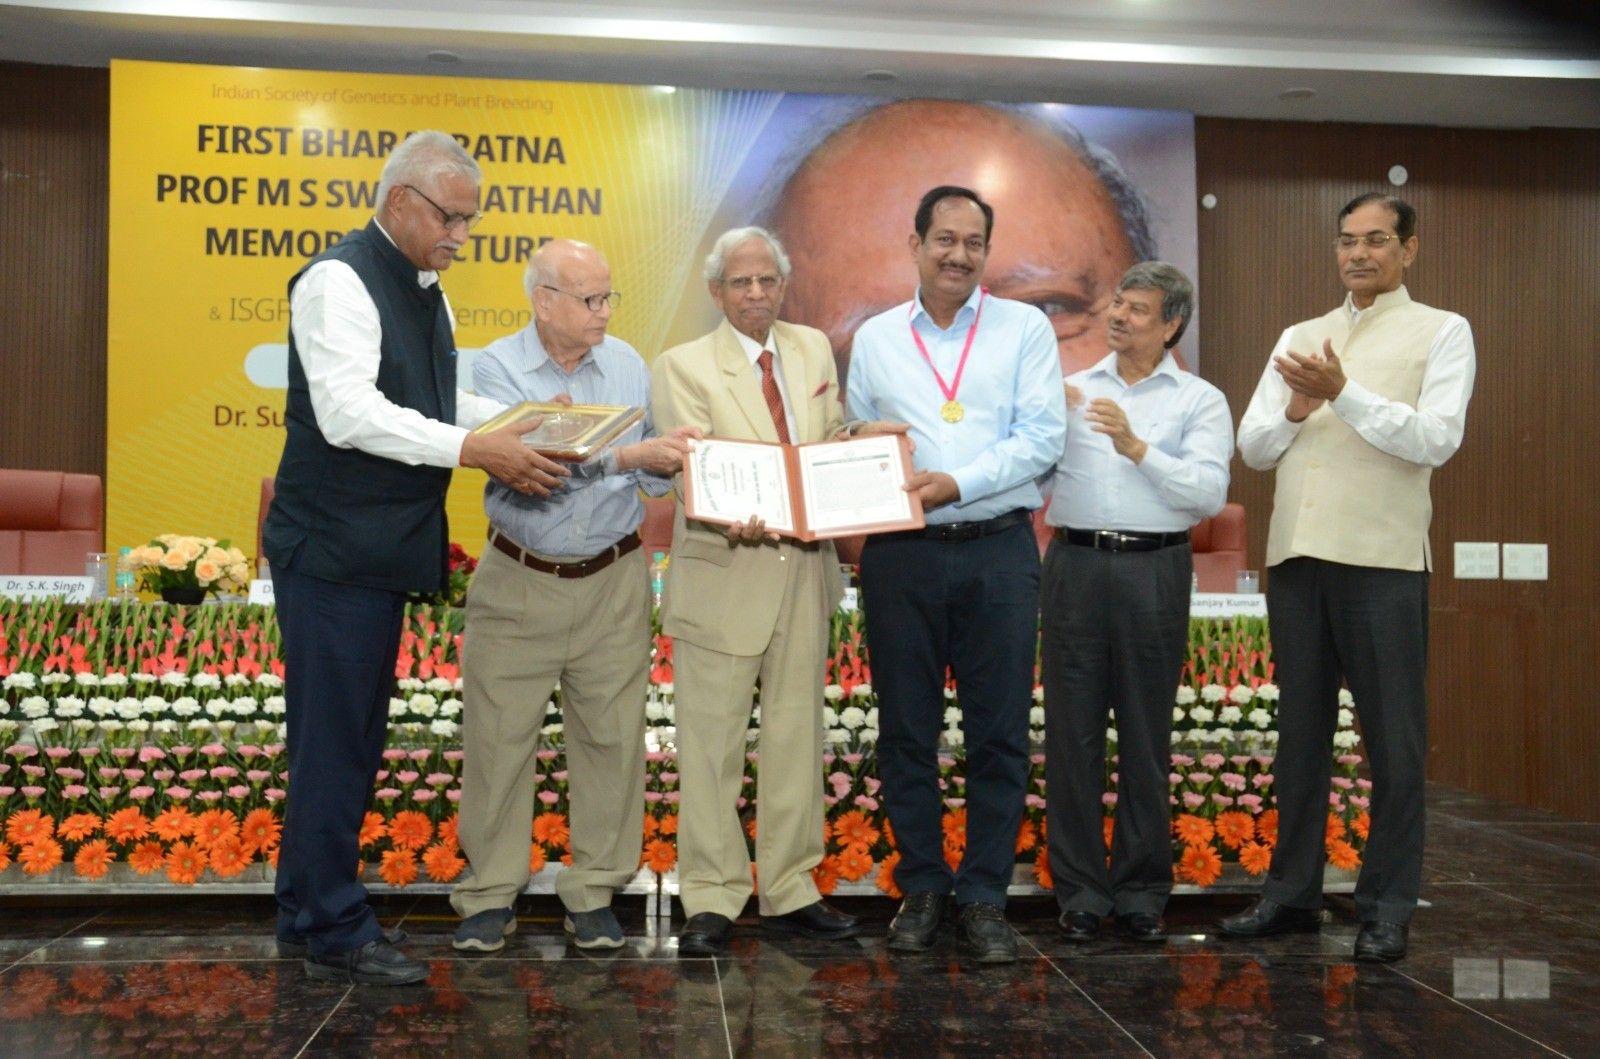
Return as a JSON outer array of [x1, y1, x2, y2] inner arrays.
[[1196, 118, 1600, 821], [0, 63, 109, 477], [2, 64, 1596, 819]]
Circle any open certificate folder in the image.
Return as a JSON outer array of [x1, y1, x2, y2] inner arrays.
[[682, 433, 925, 541]]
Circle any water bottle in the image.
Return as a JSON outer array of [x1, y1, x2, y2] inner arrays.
[[1191, 571, 1199, 595], [650, 551, 668, 606], [115, 546, 137, 599]]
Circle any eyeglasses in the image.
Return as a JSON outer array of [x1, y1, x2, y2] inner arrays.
[[539, 285, 622, 313], [721, 273, 783, 293], [1334, 232, 1401, 250], [405, 185, 483, 232]]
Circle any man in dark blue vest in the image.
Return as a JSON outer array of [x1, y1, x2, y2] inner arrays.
[[263, 130, 568, 985]]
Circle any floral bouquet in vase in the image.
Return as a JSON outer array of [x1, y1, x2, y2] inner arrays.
[[127, 535, 250, 604]]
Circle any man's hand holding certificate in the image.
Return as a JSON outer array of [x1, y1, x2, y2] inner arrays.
[[683, 433, 925, 541]]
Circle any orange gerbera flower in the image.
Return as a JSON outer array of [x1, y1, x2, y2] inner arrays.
[[378, 849, 418, 887], [238, 809, 282, 856], [72, 839, 114, 880], [152, 807, 196, 842], [744, 817, 758, 842], [1173, 813, 1215, 847], [883, 817, 897, 850], [422, 842, 465, 882], [940, 807, 967, 843], [1032, 845, 1053, 890], [209, 838, 250, 879], [532, 813, 570, 850], [1238, 840, 1272, 876], [832, 810, 880, 851], [191, 809, 239, 851], [1178, 843, 1223, 887], [1351, 811, 1371, 841], [875, 851, 902, 898], [528, 843, 548, 874], [812, 855, 840, 896], [359, 811, 387, 849], [657, 813, 678, 837], [436, 815, 460, 850], [128, 840, 167, 875], [1325, 813, 1346, 844], [1326, 837, 1362, 871], [837, 844, 874, 882], [1102, 815, 1115, 850], [642, 838, 677, 874], [1214, 811, 1255, 851], [20, 838, 64, 876], [641, 814, 659, 839], [5, 808, 54, 846], [164, 841, 206, 884], [1015, 818, 1038, 855], [104, 807, 151, 845], [58, 813, 101, 842], [1255, 809, 1279, 848], [943, 840, 963, 871], [387, 811, 433, 852], [0, 841, 11, 872]]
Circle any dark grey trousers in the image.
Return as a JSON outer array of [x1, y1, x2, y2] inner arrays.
[[1042, 538, 1192, 917], [1262, 557, 1430, 925]]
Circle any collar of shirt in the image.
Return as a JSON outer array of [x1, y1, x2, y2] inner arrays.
[[910, 284, 984, 332], [1083, 349, 1183, 390], [1344, 283, 1412, 325], [731, 326, 777, 367], [371, 217, 440, 290], [520, 325, 606, 382]]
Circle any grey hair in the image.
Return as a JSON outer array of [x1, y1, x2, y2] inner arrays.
[[1118, 261, 1193, 348], [703, 226, 792, 284], [375, 131, 481, 211], [521, 240, 597, 301]]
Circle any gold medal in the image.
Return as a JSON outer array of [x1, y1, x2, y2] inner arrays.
[[941, 400, 964, 423]]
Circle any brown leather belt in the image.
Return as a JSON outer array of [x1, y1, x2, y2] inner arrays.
[[489, 528, 641, 579], [1057, 527, 1189, 553]]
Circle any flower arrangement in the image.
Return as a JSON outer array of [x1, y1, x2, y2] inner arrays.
[[126, 536, 249, 601]]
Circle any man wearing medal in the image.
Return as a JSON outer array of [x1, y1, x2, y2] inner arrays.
[[846, 186, 1067, 964]]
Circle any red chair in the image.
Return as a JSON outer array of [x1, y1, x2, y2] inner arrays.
[[0, 469, 104, 574]]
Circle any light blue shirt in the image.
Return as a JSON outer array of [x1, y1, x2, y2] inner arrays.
[[1048, 351, 1233, 532], [847, 286, 1067, 523], [473, 324, 668, 558]]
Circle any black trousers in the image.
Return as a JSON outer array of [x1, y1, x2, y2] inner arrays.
[[1042, 538, 1192, 917], [1263, 557, 1429, 925], [860, 521, 1039, 907], [272, 563, 407, 956]]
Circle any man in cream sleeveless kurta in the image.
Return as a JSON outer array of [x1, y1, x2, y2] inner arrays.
[[1219, 194, 1476, 963]]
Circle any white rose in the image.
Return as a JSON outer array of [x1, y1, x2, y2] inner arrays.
[[1228, 685, 1255, 705], [1190, 706, 1215, 725], [230, 696, 258, 717], [204, 699, 228, 719], [142, 695, 168, 715], [57, 698, 87, 719], [74, 672, 100, 688], [1200, 684, 1227, 703], [159, 671, 190, 687], [1337, 708, 1354, 728], [388, 697, 408, 718], [823, 706, 840, 728], [1031, 686, 1044, 702], [439, 699, 462, 718], [152, 719, 179, 734], [256, 674, 284, 689], [127, 719, 151, 733], [98, 719, 124, 733], [264, 695, 287, 716], [192, 673, 221, 690], [1338, 689, 1355, 707], [826, 727, 851, 745], [645, 702, 666, 722], [1255, 683, 1280, 701], [942, 727, 965, 748], [1248, 708, 1272, 729], [3, 673, 38, 690], [865, 707, 879, 729], [1029, 706, 1046, 727], [187, 719, 212, 733], [408, 693, 439, 717], [851, 683, 874, 699], [116, 697, 144, 720], [839, 706, 867, 730], [1175, 686, 1197, 705], [20, 696, 50, 719], [1332, 730, 1361, 748], [171, 696, 200, 717], [823, 684, 844, 701], [430, 719, 460, 738], [943, 706, 963, 726], [426, 677, 455, 693], [101, 673, 128, 689], [1218, 705, 1243, 725], [1172, 707, 1187, 723], [33, 717, 60, 733], [1106, 726, 1118, 743]]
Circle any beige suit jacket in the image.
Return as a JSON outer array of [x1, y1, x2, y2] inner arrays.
[[650, 319, 846, 656]]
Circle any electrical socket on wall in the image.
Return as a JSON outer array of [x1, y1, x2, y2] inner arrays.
[[1502, 543, 1549, 581], [1453, 542, 1500, 579]]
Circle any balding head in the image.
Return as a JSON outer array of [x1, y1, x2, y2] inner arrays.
[[770, 100, 1142, 383], [526, 239, 614, 363]]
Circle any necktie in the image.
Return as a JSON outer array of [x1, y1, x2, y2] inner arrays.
[[757, 349, 791, 444]]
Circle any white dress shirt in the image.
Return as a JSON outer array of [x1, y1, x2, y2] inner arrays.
[[288, 220, 504, 468], [1048, 351, 1233, 532], [1238, 293, 1476, 471], [731, 326, 796, 441]]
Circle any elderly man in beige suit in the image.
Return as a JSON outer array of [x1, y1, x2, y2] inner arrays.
[[651, 226, 863, 957]]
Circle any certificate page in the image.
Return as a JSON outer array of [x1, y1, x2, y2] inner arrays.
[[686, 439, 796, 533], [797, 435, 916, 536]]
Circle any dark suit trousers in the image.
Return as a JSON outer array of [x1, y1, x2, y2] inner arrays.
[[1042, 538, 1191, 917], [860, 522, 1039, 907], [272, 563, 406, 955], [1263, 557, 1429, 925]]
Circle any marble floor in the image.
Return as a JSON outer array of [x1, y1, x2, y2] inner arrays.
[[0, 783, 1594, 1058]]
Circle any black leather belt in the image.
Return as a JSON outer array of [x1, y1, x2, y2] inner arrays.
[[880, 508, 1032, 543], [489, 528, 641, 579], [1058, 527, 1189, 553]]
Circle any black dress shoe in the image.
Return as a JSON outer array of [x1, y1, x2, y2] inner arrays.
[[1058, 911, 1100, 942], [303, 938, 428, 985], [1115, 912, 1166, 943], [761, 900, 861, 940], [677, 912, 734, 957], [887, 892, 948, 952], [956, 902, 1017, 964], [1217, 898, 1322, 938], [1354, 920, 1408, 962], [277, 925, 406, 960]]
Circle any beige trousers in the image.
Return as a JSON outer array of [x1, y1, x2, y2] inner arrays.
[[672, 550, 829, 919], [451, 542, 648, 917]]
